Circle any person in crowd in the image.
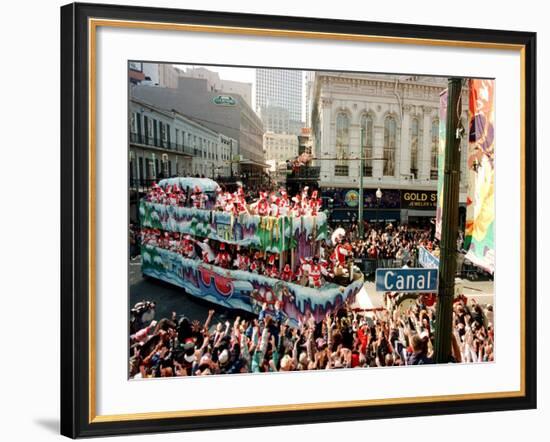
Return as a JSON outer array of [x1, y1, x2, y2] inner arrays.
[[129, 289, 494, 379]]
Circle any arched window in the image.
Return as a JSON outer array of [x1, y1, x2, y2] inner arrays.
[[383, 115, 397, 176], [335, 112, 350, 176], [430, 119, 439, 180], [361, 114, 374, 177], [410, 117, 419, 178]]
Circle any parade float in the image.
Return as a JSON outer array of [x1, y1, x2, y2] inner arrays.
[[139, 177, 364, 325]]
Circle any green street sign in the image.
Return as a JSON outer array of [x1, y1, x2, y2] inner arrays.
[[213, 95, 237, 106]]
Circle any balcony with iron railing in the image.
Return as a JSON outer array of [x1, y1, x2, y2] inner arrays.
[[287, 165, 321, 180], [129, 132, 195, 156]]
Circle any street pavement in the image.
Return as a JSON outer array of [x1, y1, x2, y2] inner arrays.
[[129, 256, 247, 327], [360, 279, 494, 309]]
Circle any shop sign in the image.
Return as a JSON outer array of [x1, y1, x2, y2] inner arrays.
[[401, 190, 437, 209], [213, 95, 237, 106], [344, 190, 360, 207]]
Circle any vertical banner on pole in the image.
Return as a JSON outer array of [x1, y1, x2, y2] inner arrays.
[[464, 79, 495, 274], [435, 90, 448, 240]]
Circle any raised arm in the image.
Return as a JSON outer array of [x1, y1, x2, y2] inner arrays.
[[306, 328, 315, 363], [203, 309, 215, 332]]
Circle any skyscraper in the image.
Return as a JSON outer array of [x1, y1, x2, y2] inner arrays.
[[304, 71, 315, 128], [255, 69, 303, 125]]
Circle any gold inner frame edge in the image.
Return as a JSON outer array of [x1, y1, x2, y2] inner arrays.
[[87, 18, 527, 424]]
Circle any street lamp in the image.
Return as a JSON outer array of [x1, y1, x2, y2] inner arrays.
[[375, 187, 383, 228]]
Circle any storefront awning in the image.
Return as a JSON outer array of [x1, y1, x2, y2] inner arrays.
[[240, 159, 271, 168], [364, 210, 401, 222], [407, 209, 436, 217], [329, 209, 401, 223]]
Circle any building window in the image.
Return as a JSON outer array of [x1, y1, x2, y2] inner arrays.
[[360, 114, 373, 177], [130, 112, 137, 134], [410, 117, 419, 178], [431, 119, 439, 180], [159, 122, 167, 147], [143, 116, 149, 142], [336, 112, 349, 176], [383, 115, 397, 176], [153, 119, 158, 145], [334, 165, 349, 176], [138, 157, 144, 183]]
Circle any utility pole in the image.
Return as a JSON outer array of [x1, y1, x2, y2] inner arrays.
[[358, 128, 365, 238], [434, 78, 463, 363]]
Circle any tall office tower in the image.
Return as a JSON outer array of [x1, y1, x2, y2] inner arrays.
[[255, 68, 303, 126], [304, 71, 315, 128]]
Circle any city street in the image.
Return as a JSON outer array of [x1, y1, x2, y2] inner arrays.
[[358, 280, 494, 309], [131, 256, 494, 324], [126, 63, 498, 376], [129, 256, 247, 327]]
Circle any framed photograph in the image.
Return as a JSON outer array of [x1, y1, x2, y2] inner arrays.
[[60, 2, 537, 438]]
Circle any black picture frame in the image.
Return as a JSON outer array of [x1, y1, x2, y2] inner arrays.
[[61, 2, 537, 438]]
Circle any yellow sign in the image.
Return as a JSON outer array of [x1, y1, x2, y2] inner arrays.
[[401, 190, 437, 209]]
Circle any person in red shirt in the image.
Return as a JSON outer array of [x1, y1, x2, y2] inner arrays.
[[281, 264, 294, 282], [308, 259, 323, 288], [356, 323, 370, 355]]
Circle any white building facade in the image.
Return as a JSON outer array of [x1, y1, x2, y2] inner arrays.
[[129, 98, 234, 182], [218, 134, 237, 178], [263, 132, 299, 186], [263, 132, 299, 164], [138, 63, 181, 88], [310, 72, 469, 223]]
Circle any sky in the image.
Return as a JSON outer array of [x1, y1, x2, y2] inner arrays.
[[181, 65, 256, 84], [174, 63, 311, 120]]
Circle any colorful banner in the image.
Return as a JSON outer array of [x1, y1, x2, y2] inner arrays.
[[139, 201, 328, 254], [141, 244, 363, 324], [464, 79, 495, 274], [435, 90, 448, 240]]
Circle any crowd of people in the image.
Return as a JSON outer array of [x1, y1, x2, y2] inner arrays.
[[129, 290, 494, 378], [349, 223, 436, 266], [144, 182, 323, 218], [133, 180, 495, 377]]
